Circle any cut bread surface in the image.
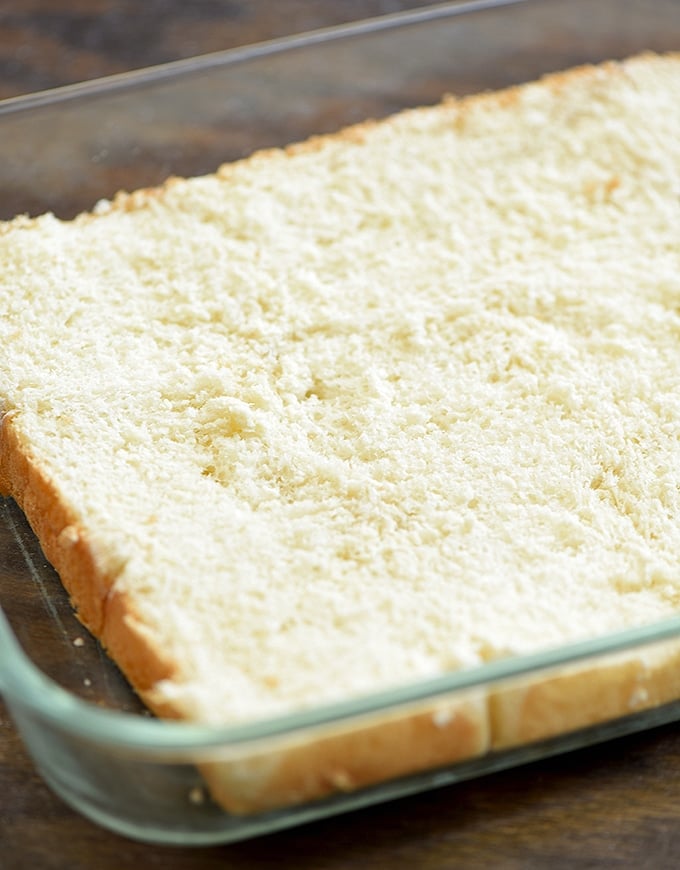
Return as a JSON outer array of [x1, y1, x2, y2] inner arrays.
[[2, 53, 680, 810]]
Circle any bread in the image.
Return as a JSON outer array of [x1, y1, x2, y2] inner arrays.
[[2, 52, 680, 814]]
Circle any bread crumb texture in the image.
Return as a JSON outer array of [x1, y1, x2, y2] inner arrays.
[[1, 54, 680, 724]]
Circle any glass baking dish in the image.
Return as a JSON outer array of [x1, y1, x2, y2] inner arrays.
[[2, 0, 680, 845]]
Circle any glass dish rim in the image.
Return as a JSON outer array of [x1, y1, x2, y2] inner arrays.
[[2, 0, 680, 759], [0, 0, 525, 116]]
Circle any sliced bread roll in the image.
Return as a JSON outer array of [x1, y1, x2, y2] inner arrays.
[[1, 53, 680, 813]]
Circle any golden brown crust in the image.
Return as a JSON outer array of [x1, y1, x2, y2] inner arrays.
[[0, 412, 109, 633], [490, 642, 680, 750], [201, 693, 488, 814], [100, 588, 179, 698]]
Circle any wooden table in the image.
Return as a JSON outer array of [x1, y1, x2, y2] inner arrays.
[[3, 2, 680, 867]]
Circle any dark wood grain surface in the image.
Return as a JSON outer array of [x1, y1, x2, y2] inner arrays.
[[3, 2, 680, 867]]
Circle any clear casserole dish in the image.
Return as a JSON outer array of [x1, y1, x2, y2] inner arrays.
[[1, 0, 680, 845]]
